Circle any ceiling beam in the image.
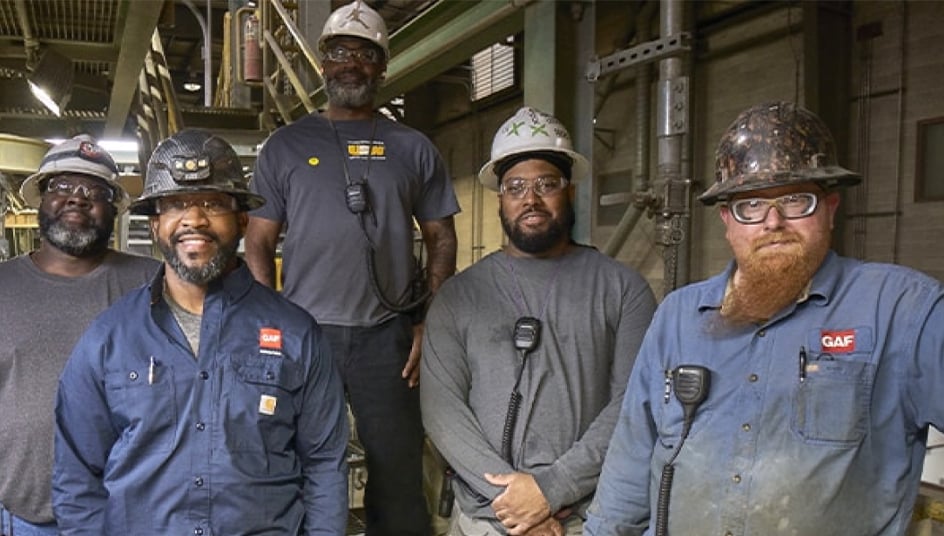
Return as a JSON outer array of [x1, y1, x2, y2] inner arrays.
[[103, 0, 166, 137]]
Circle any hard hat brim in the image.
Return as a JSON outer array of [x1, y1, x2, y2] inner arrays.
[[128, 186, 266, 216], [20, 171, 132, 212], [477, 147, 590, 192], [698, 167, 862, 206]]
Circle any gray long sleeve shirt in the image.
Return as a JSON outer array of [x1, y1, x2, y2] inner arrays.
[[421, 246, 656, 525]]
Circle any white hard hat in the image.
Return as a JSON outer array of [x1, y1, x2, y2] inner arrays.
[[478, 107, 590, 191], [318, 1, 389, 60], [20, 134, 130, 211]]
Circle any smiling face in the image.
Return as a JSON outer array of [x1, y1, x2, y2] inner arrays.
[[150, 192, 246, 286], [497, 158, 574, 258], [322, 36, 385, 109], [38, 173, 116, 257], [718, 182, 840, 324]]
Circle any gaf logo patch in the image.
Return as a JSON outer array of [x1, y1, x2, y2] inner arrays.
[[821, 329, 856, 352], [259, 328, 282, 356]]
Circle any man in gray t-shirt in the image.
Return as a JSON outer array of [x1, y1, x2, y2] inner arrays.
[[421, 108, 655, 535], [244, 3, 459, 534], [0, 136, 158, 535]]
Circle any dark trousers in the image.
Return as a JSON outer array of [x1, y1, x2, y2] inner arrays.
[[321, 316, 430, 536]]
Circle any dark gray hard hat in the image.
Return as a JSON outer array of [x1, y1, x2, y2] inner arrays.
[[699, 101, 861, 206], [130, 129, 264, 215]]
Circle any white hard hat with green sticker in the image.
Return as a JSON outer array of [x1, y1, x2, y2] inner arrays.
[[478, 106, 589, 192]]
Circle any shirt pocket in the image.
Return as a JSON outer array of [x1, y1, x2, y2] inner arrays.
[[104, 362, 177, 454], [791, 327, 876, 447], [224, 354, 305, 454]]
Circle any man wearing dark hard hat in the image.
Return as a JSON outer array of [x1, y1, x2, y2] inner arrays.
[[586, 102, 944, 536], [0, 135, 157, 536], [52, 129, 349, 535], [245, 1, 459, 534], [421, 107, 656, 535]]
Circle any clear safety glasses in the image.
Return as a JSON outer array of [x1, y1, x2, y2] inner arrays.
[[727, 192, 819, 225], [499, 175, 569, 199]]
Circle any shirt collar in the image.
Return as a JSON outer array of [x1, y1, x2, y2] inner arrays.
[[148, 260, 255, 306]]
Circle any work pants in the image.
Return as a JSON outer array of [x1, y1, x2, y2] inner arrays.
[[322, 315, 430, 536]]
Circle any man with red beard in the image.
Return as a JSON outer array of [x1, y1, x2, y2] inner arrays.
[[0, 135, 157, 536], [245, 2, 459, 534], [422, 107, 656, 535], [53, 130, 349, 535], [586, 102, 944, 536]]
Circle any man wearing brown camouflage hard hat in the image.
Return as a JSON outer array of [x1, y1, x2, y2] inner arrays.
[[0, 135, 158, 535], [586, 102, 944, 536]]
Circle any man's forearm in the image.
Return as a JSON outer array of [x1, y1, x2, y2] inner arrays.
[[421, 217, 457, 293]]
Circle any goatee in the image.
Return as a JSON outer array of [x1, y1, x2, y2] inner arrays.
[[39, 209, 113, 257], [719, 231, 828, 327]]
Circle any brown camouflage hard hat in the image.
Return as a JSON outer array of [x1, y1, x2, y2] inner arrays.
[[699, 101, 861, 206]]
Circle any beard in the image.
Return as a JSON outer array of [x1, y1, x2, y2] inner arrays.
[[719, 230, 829, 327], [39, 208, 114, 257], [325, 72, 379, 109], [499, 201, 574, 255], [157, 229, 239, 286]]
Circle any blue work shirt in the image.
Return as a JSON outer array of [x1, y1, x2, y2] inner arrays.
[[585, 252, 944, 536], [53, 264, 349, 535]]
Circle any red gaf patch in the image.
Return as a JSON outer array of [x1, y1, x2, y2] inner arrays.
[[259, 328, 282, 351], [820, 329, 856, 353]]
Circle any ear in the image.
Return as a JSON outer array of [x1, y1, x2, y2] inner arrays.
[[148, 215, 160, 239]]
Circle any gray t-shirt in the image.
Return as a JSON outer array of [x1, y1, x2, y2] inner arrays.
[[421, 246, 657, 523], [0, 251, 158, 523], [251, 113, 460, 326]]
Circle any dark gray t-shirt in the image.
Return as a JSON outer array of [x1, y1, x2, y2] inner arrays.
[[251, 114, 460, 326], [0, 251, 158, 523]]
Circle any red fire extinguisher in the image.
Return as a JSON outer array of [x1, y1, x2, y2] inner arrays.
[[244, 14, 262, 83]]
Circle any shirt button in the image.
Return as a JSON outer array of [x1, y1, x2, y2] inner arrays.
[[194, 476, 204, 487], [196, 422, 205, 431], [748, 373, 758, 382], [724, 532, 733, 536], [129, 371, 139, 381], [265, 371, 275, 380], [732, 474, 742, 483], [194, 528, 204, 536], [757, 329, 766, 337], [742, 423, 751, 432], [199, 371, 209, 380]]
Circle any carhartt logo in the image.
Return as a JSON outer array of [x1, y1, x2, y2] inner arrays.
[[821, 329, 855, 352], [259, 328, 282, 350], [259, 395, 277, 416]]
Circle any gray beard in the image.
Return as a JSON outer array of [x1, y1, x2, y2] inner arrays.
[[158, 234, 238, 286], [39, 211, 112, 257], [325, 77, 378, 109]]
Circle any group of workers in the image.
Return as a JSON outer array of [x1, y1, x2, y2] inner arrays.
[[1, 1, 943, 536]]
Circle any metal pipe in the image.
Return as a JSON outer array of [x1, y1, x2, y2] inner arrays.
[[603, 1, 657, 258], [14, 0, 39, 65], [183, 0, 212, 106], [892, 2, 907, 263]]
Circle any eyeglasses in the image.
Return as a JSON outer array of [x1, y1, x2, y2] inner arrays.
[[45, 177, 115, 203], [500, 175, 569, 199], [727, 192, 819, 224], [155, 197, 238, 217], [323, 46, 382, 65]]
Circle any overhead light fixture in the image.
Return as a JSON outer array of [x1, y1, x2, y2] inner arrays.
[[183, 73, 202, 93], [27, 49, 74, 117]]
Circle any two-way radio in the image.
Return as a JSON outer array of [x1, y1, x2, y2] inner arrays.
[[655, 365, 711, 536]]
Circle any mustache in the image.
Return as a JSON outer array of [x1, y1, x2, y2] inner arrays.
[[516, 209, 551, 223], [752, 231, 800, 249]]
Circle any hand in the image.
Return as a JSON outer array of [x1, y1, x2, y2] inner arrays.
[[485, 472, 550, 534], [522, 516, 564, 536], [402, 322, 423, 388]]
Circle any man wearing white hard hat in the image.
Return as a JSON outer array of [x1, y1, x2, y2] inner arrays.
[[421, 107, 656, 535], [0, 135, 158, 535], [245, 1, 459, 534]]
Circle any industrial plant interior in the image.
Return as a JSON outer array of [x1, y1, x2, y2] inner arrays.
[[1, 0, 944, 534]]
